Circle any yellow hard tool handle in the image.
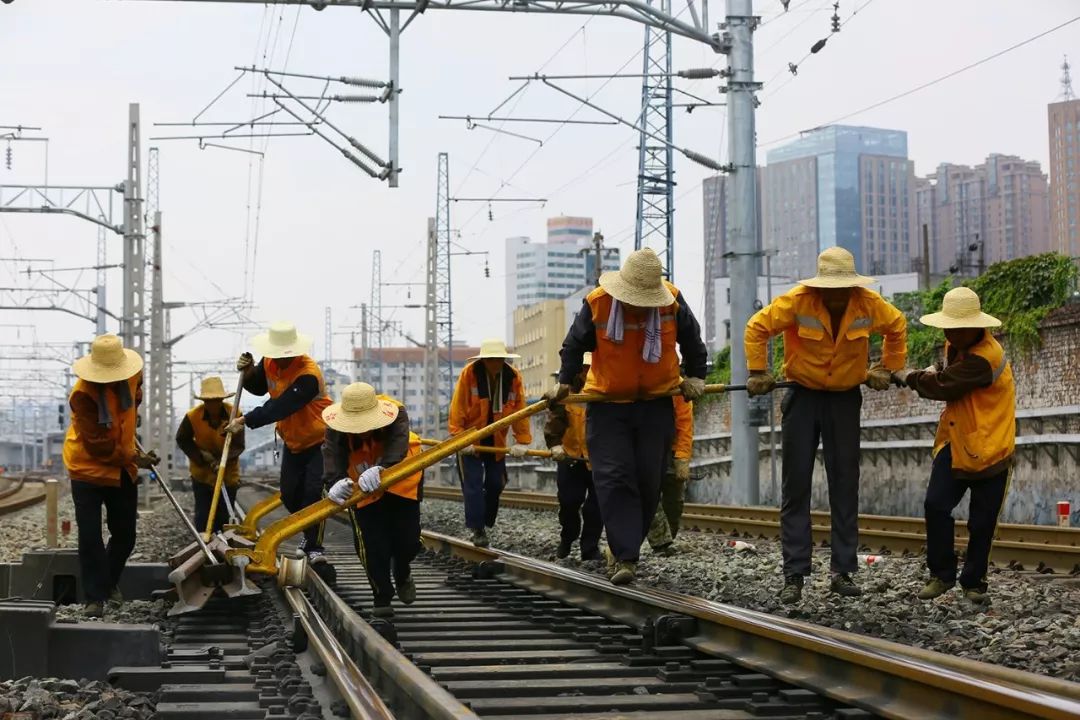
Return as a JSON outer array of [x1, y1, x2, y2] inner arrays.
[[237, 398, 553, 574], [204, 373, 245, 541], [419, 437, 553, 459]]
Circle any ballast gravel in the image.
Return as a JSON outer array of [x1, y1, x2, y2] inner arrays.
[[0, 677, 155, 720], [421, 497, 1080, 682]]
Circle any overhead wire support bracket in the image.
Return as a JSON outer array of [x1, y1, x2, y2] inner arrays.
[[269, 99, 382, 179], [246, 92, 384, 103], [234, 65, 388, 89], [438, 114, 617, 126]]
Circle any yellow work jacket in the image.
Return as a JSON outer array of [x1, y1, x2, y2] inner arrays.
[[933, 334, 1015, 474], [672, 396, 693, 460], [63, 375, 141, 486], [347, 431, 424, 509], [745, 285, 907, 391], [562, 404, 588, 461], [265, 355, 333, 452], [585, 282, 682, 398], [448, 361, 532, 459], [186, 403, 241, 487]]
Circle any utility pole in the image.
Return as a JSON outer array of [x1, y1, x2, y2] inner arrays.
[[580, 231, 609, 286], [423, 152, 452, 438], [371, 250, 383, 388], [423, 217, 439, 439], [725, 0, 762, 506], [145, 146, 169, 493], [360, 302, 369, 383], [123, 104, 148, 439]]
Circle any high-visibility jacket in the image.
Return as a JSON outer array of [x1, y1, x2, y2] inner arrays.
[[585, 282, 682, 398], [186, 403, 241, 487], [448, 361, 532, 459], [63, 374, 141, 486], [745, 285, 907, 391], [562, 404, 588, 461], [933, 333, 1015, 474], [673, 396, 693, 460], [347, 430, 424, 509], [265, 355, 332, 452]]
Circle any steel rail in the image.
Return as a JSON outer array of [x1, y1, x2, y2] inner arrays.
[[420, 530, 1080, 720], [0, 478, 46, 515]]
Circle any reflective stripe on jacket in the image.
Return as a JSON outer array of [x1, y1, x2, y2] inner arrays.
[[745, 285, 907, 391], [186, 403, 241, 487], [265, 355, 332, 452], [933, 334, 1015, 474], [448, 361, 532, 459], [63, 374, 141, 486]]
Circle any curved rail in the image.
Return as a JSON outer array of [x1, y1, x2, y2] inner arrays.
[[0, 476, 47, 515]]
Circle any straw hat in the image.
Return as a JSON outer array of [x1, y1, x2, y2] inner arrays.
[[72, 334, 143, 384], [195, 376, 231, 401], [251, 322, 312, 359], [599, 248, 675, 307], [798, 247, 875, 288], [920, 287, 1001, 329], [322, 383, 400, 435], [469, 338, 520, 361]]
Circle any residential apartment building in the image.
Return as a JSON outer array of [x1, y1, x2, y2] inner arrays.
[[1049, 96, 1080, 256], [512, 299, 567, 399]]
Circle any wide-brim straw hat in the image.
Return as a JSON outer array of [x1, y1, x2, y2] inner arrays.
[[799, 246, 875, 288], [195, 376, 232, 400], [251, 321, 312, 359], [920, 287, 1001, 329], [599, 248, 675, 307], [469, 338, 520, 360], [322, 382, 400, 435], [72, 334, 143, 384]]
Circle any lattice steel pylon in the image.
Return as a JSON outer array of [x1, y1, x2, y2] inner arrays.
[[423, 152, 452, 438], [634, 0, 675, 279], [146, 146, 169, 484]]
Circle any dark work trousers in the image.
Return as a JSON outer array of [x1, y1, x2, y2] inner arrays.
[[780, 385, 862, 577], [280, 444, 325, 552], [458, 454, 507, 530], [556, 460, 603, 557], [191, 480, 239, 534], [925, 444, 1010, 592], [70, 472, 139, 603], [587, 397, 675, 563], [352, 493, 422, 606]]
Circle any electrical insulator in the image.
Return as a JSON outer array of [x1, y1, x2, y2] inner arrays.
[[484, 261, 490, 278], [831, 2, 840, 32], [5, 144, 11, 171], [488, 203, 494, 221]]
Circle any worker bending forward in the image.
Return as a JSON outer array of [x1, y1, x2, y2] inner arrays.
[[646, 393, 694, 555], [893, 288, 1014, 605], [746, 247, 906, 603], [449, 339, 532, 548], [63, 335, 157, 617], [227, 322, 332, 563], [325, 383, 423, 618], [544, 353, 602, 561], [176, 376, 244, 533], [553, 248, 708, 585]]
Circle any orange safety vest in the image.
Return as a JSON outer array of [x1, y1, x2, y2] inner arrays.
[[186, 403, 241, 487], [561, 403, 588, 461], [347, 430, 424, 509], [63, 375, 141, 486], [448, 361, 532, 458], [584, 282, 682, 398], [264, 355, 332, 452], [932, 333, 1016, 474], [672, 396, 694, 460]]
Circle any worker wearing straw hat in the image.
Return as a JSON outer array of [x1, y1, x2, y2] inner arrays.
[[176, 376, 245, 533], [449, 338, 532, 548], [63, 334, 158, 618], [226, 322, 333, 564], [324, 383, 424, 618], [745, 247, 906, 604], [551, 247, 708, 586], [543, 352, 602, 561], [893, 287, 1015, 605]]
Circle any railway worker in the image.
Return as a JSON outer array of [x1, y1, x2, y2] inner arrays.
[[745, 247, 906, 604], [449, 338, 532, 548], [324, 383, 423, 618], [63, 334, 158, 618], [226, 322, 333, 564], [543, 353, 602, 561], [175, 376, 244, 533], [892, 287, 1014, 605], [645, 391, 694, 556], [551, 247, 708, 585]]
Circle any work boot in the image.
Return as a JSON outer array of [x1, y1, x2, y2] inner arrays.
[[555, 540, 572, 559], [610, 561, 636, 586], [108, 588, 124, 607], [371, 604, 395, 619], [306, 550, 327, 565], [779, 575, 804, 605], [917, 577, 953, 601], [603, 545, 617, 571], [293, 537, 307, 559], [829, 573, 862, 597], [84, 602, 104, 619], [397, 576, 417, 605], [471, 529, 490, 548], [652, 543, 678, 557], [962, 586, 990, 605]]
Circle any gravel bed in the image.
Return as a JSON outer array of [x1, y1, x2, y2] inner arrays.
[[0, 677, 155, 720], [422, 497, 1080, 681]]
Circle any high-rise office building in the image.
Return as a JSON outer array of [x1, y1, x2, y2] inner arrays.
[[1049, 59, 1080, 257], [702, 175, 727, 351]]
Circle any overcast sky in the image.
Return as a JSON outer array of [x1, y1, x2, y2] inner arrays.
[[2, 0, 1078, 406]]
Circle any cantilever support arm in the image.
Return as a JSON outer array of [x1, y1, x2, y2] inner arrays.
[[0, 206, 124, 234]]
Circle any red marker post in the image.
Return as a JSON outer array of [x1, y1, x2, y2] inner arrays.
[[1058, 501, 1071, 528]]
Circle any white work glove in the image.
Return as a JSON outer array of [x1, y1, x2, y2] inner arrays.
[[924, 363, 941, 373], [328, 478, 355, 505], [892, 368, 915, 386], [550, 445, 568, 462], [509, 444, 529, 458], [224, 416, 245, 435], [358, 465, 383, 492], [236, 352, 254, 373], [544, 383, 572, 404], [458, 444, 475, 457], [680, 377, 706, 401], [865, 364, 892, 391]]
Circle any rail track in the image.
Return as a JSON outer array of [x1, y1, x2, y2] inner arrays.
[[0, 475, 46, 515], [425, 485, 1080, 574]]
